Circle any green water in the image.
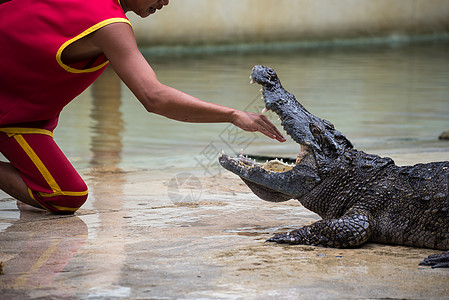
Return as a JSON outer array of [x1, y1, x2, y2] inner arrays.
[[53, 42, 449, 175]]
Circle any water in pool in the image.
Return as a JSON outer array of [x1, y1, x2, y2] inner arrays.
[[29, 42, 449, 176]]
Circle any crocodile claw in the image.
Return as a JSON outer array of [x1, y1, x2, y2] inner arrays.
[[419, 251, 449, 268], [266, 232, 300, 244]]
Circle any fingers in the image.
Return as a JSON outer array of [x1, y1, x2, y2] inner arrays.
[[258, 114, 286, 142], [232, 111, 286, 142]]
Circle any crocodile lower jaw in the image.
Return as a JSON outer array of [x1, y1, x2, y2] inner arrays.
[[219, 144, 312, 174]]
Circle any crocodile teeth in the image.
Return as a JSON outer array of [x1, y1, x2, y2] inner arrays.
[[261, 107, 268, 113], [295, 144, 311, 165]]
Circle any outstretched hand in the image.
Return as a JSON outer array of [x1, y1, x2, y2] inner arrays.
[[231, 111, 286, 142]]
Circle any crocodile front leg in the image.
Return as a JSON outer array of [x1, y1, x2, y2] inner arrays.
[[267, 209, 374, 248]]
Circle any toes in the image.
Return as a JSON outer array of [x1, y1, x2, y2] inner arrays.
[[419, 251, 449, 268], [431, 262, 449, 268], [266, 232, 297, 244]]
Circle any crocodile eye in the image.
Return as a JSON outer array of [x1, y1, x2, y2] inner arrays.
[[322, 119, 335, 130], [310, 124, 324, 136], [266, 69, 277, 79]]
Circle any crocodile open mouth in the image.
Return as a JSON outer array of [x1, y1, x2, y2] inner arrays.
[[218, 141, 319, 202], [219, 73, 315, 174], [219, 143, 313, 175]]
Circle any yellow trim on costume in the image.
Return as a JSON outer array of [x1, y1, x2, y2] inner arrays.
[[27, 188, 48, 210], [0, 127, 53, 138], [13, 135, 62, 192], [15, 135, 88, 194], [46, 204, 80, 212], [4, 129, 88, 212], [39, 189, 89, 198], [33, 189, 83, 212], [28, 188, 37, 201], [56, 17, 132, 74]]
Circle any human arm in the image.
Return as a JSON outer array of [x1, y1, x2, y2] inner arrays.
[[93, 23, 285, 142]]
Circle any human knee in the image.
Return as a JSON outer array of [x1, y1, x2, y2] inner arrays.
[[30, 182, 89, 214]]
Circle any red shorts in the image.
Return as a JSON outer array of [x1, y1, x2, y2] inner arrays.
[[0, 128, 88, 214]]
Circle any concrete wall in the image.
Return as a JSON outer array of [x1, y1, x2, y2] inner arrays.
[[129, 0, 449, 47]]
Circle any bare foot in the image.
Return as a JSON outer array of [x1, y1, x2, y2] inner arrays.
[[16, 200, 45, 213]]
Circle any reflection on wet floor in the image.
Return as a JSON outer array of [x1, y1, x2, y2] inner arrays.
[[83, 67, 129, 295], [0, 210, 87, 295], [89, 67, 124, 170]]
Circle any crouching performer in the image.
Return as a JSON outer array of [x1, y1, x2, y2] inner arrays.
[[0, 0, 285, 214]]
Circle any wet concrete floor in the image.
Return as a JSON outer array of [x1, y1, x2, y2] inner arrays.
[[1, 151, 449, 299]]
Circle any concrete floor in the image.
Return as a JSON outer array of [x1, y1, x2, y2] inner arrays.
[[1, 162, 449, 299]]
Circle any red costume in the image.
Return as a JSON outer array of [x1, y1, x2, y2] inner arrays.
[[0, 0, 131, 213]]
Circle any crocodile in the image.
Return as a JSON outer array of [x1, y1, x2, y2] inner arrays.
[[219, 65, 449, 268]]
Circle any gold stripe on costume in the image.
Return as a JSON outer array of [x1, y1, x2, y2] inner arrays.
[[31, 188, 84, 213], [0, 127, 53, 138], [13, 135, 61, 193], [27, 188, 48, 210], [46, 204, 80, 212], [39, 189, 89, 198], [28, 188, 37, 201], [4, 128, 87, 212], [56, 17, 132, 74]]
